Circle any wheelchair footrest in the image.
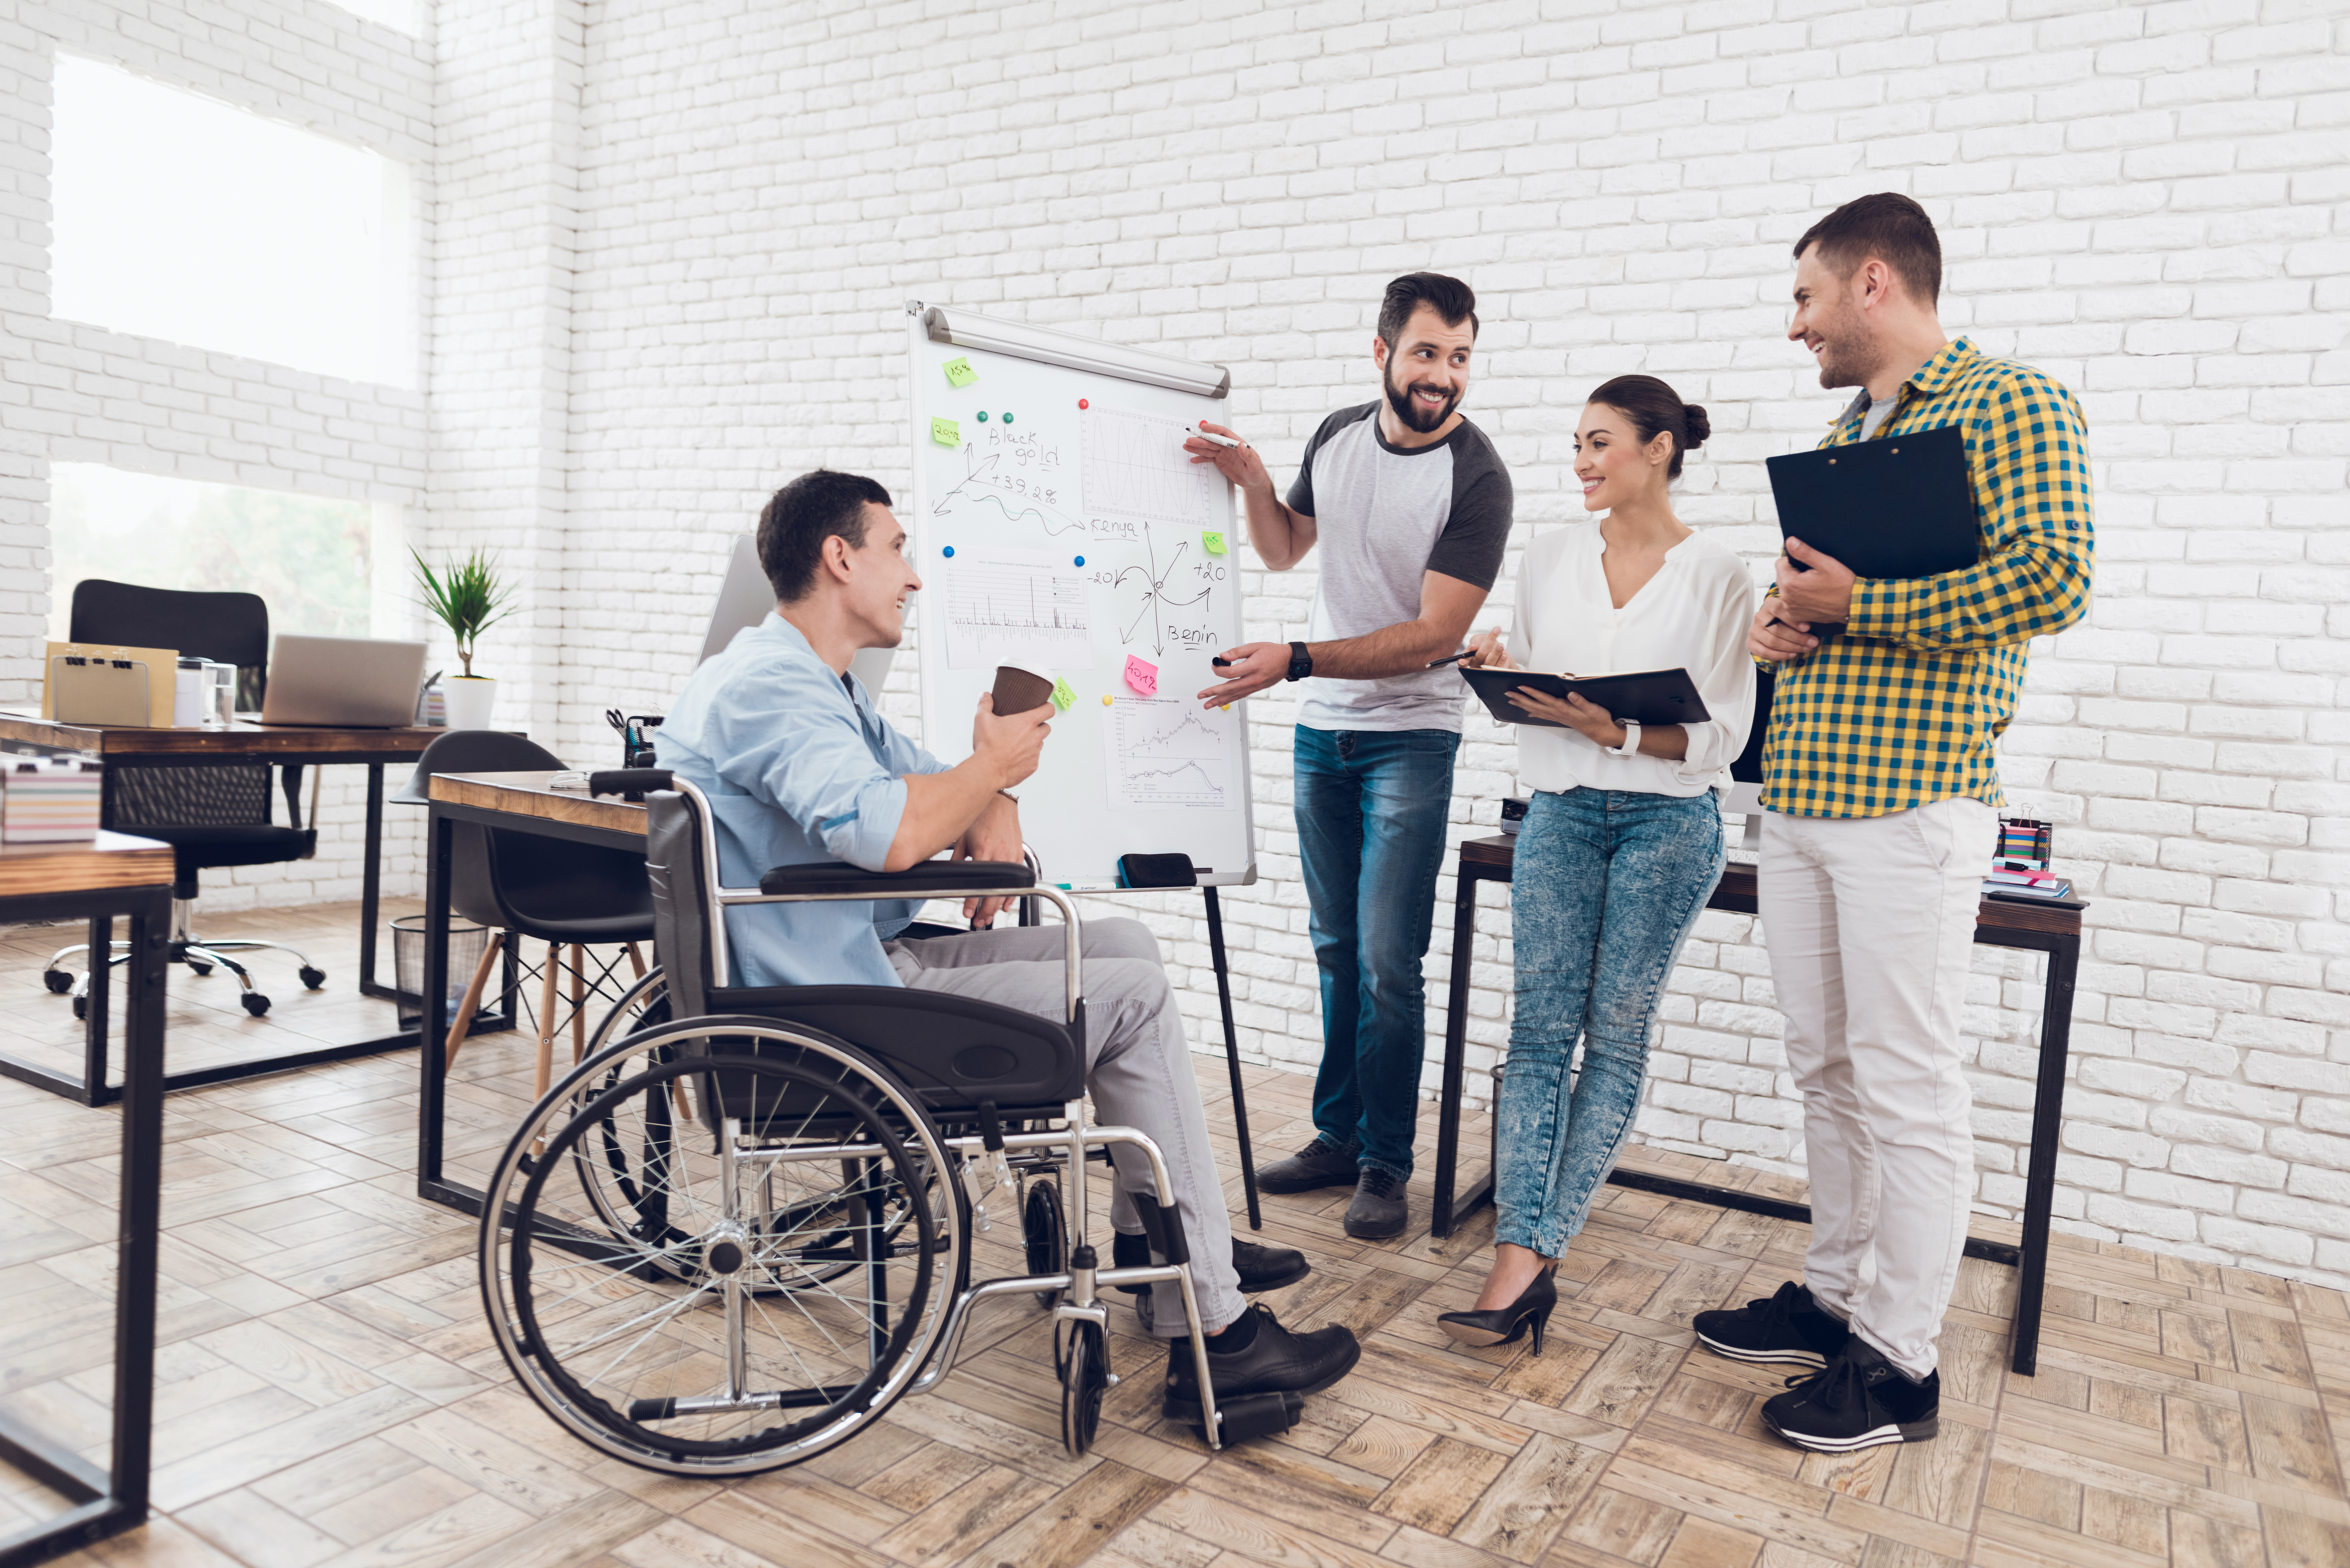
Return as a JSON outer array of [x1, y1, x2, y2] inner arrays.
[[1211, 1391, 1305, 1444]]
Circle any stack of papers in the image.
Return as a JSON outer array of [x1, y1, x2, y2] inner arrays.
[[1983, 867, 2073, 901], [3, 758, 103, 843]]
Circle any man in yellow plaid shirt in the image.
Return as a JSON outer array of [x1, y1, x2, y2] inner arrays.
[[1689, 195, 2094, 1455]]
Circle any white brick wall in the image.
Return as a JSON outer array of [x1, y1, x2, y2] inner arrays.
[[7, 0, 2349, 1288], [0, 0, 433, 908]]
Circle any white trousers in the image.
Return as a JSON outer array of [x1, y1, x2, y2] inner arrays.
[[1759, 797, 1994, 1379]]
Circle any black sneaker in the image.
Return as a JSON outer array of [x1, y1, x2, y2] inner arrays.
[[1761, 1338, 1939, 1452], [1343, 1167, 1408, 1240], [1112, 1232, 1311, 1294], [1255, 1136, 1362, 1194], [1162, 1305, 1361, 1425], [1692, 1280, 1849, 1369]]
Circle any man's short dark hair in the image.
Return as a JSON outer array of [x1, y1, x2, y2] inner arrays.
[[1793, 193, 1942, 304], [1377, 272, 1479, 349], [757, 469, 892, 602]]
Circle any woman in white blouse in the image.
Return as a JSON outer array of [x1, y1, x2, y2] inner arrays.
[[1438, 375, 1758, 1354]]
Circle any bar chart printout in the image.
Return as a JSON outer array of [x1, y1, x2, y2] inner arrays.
[[942, 547, 1092, 671]]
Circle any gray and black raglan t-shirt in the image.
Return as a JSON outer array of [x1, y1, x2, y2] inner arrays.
[[1285, 401, 1513, 733]]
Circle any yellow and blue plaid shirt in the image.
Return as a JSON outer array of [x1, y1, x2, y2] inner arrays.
[[1760, 338, 2094, 818]]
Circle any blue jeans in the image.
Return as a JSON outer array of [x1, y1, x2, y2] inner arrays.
[[1497, 787, 1725, 1256], [1294, 725, 1459, 1181]]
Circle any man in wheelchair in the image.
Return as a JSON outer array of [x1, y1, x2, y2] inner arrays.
[[657, 468, 1363, 1425]]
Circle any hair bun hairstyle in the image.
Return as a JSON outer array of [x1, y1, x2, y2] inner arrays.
[[1682, 403, 1711, 448], [1586, 374, 1706, 481]]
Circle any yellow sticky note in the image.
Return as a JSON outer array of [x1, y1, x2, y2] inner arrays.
[[943, 357, 978, 388], [930, 417, 959, 446], [1202, 531, 1227, 556], [1050, 676, 1075, 711]]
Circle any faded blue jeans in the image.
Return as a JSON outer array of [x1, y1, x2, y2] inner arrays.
[[1295, 724, 1460, 1181], [1497, 786, 1725, 1256]]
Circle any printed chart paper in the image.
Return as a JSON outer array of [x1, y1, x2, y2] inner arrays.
[[1103, 695, 1234, 810], [942, 547, 1091, 672], [1082, 404, 1225, 528]]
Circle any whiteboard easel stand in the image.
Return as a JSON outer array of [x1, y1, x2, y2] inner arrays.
[[906, 299, 1262, 1229]]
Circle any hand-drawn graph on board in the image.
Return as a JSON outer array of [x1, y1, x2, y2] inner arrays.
[[1104, 695, 1234, 810], [941, 548, 1090, 671], [1083, 405, 1224, 527], [1112, 529, 1218, 659]]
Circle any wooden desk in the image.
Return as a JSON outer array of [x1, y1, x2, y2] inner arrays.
[[1430, 834, 2084, 1377], [0, 712, 448, 1101], [0, 834, 171, 1565]]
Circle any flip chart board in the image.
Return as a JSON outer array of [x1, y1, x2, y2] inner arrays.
[[904, 301, 1256, 889]]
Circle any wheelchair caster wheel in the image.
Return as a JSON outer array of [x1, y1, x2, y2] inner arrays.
[[187, 961, 214, 976], [1060, 1319, 1107, 1457], [1206, 1390, 1305, 1446], [42, 969, 72, 993], [241, 992, 271, 1017], [1024, 1180, 1066, 1309], [299, 966, 326, 990], [72, 995, 87, 1021]]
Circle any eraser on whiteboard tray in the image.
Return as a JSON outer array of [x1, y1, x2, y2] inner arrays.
[[1117, 852, 1197, 889]]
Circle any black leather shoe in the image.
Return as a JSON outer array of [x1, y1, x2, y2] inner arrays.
[[1254, 1136, 1361, 1194], [1437, 1266, 1557, 1354], [1163, 1306, 1361, 1424], [1343, 1167, 1409, 1240], [1112, 1232, 1311, 1295]]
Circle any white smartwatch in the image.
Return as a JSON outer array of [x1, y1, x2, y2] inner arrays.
[[1607, 720, 1641, 758]]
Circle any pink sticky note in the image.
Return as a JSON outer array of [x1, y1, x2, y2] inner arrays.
[[1123, 655, 1158, 697]]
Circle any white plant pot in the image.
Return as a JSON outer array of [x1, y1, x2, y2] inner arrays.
[[443, 676, 498, 731]]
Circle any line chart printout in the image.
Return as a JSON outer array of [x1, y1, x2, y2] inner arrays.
[[1104, 695, 1236, 810], [1083, 404, 1224, 528], [941, 547, 1091, 671]]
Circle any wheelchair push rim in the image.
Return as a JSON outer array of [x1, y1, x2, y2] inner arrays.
[[479, 1017, 966, 1475]]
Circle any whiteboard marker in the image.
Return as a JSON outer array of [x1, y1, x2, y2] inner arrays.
[[1189, 426, 1239, 449]]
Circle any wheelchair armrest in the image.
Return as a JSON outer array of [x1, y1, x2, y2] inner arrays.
[[757, 860, 1034, 898]]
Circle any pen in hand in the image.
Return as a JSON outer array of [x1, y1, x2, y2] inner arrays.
[[1425, 649, 1475, 669]]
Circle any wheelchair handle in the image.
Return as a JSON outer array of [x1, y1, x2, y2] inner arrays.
[[589, 767, 674, 802]]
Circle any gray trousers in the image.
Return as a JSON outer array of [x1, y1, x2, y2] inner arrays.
[[883, 916, 1245, 1335]]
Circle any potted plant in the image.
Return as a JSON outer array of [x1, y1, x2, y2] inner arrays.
[[413, 547, 512, 730]]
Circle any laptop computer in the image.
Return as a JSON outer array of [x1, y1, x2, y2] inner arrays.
[[259, 635, 429, 727]]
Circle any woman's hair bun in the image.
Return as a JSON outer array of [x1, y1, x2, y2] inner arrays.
[[1682, 403, 1711, 448]]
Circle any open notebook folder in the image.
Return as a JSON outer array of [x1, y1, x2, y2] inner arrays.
[[1459, 666, 1710, 729]]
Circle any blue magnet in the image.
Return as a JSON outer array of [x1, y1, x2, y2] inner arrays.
[[943, 546, 955, 558], [1074, 555, 1084, 567]]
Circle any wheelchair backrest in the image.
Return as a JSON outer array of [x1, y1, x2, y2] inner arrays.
[[645, 789, 718, 1019]]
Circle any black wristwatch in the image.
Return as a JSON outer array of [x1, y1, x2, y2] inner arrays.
[[1285, 641, 1314, 682]]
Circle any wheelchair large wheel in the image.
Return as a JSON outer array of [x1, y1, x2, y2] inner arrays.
[[481, 1018, 967, 1474]]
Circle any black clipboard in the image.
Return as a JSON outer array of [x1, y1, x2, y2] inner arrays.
[[1460, 666, 1710, 729], [1764, 422, 1978, 580]]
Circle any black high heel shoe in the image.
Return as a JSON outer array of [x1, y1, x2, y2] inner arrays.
[[1437, 1266, 1558, 1355]]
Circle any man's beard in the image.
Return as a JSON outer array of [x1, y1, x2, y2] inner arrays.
[[1811, 299, 1876, 390], [1384, 363, 1460, 434]]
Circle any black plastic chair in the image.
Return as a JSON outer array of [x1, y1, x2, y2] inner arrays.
[[43, 580, 321, 1017], [396, 731, 656, 1101]]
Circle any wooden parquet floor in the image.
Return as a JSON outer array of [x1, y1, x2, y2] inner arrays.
[[4, 917, 2349, 1568]]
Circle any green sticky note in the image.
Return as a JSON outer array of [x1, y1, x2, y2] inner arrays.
[[1202, 530, 1227, 556], [943, 357, 978, 388], [1050, 676, 1075, 711], [930, 417, 959, 447]]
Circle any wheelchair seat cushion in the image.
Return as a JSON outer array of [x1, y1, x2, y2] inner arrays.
[[707, 983, 1084, 1113]]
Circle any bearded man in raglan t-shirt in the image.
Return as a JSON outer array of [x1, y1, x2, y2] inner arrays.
[[1187, 273, 1512, 1240]]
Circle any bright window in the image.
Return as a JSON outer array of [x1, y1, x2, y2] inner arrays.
[[47, 464, 406, 644], [48, 57, 413, 386]]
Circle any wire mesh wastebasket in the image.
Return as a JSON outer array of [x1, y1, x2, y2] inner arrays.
[[390, 915, 491, 1033]]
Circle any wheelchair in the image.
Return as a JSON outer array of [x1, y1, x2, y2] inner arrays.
[[477, 771, 1304, 1476]]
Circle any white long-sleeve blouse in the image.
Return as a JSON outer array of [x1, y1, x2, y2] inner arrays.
[[1507, 523, 1761, 798]]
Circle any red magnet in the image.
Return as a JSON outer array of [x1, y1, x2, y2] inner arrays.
[[1078, 399, 1088, 409]]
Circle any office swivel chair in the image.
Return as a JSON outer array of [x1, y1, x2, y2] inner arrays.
[[43, 580, 324, 1018], [392, 731, 656, 1105]]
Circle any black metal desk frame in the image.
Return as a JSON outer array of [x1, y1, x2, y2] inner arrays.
[[0, 880, 168, 1567], [1430, 837, 2083, 1376], [0, 744, 512, 1106], [415, 793, 1265, 1227]]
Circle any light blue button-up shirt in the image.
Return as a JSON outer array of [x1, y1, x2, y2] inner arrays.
[[658, 613, 948, 988]]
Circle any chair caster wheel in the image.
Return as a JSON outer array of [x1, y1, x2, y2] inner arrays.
[[299, 966, 326, 990], [72, 995, 87, 1021], [1060, 1320, 1107, 1457], [42, 969, 72, 993], [187, 962, 213, 976], [241, 992, 271, 1016]]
